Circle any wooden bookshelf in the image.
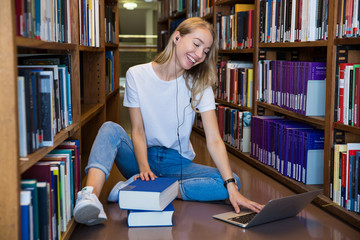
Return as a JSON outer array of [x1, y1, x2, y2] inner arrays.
[[158, 0, 360, 230], [0, 0, 121, 239]]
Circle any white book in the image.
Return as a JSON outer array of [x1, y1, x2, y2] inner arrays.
[[353, 0, 359, 36], [271, 0, 276, 43], [265, 1, 269, 43], [343, 65, 353, 125], [79, 0, 82, 44], [39, 71, 54, 147], [127, 203, 174, 227], [40, 0, 46, 40], [95, 0, 100, 47], [119, 178, 178, 211], [66, 0, 71, 43], [58, 67, 68, 128], [17, 76, 27, 157]]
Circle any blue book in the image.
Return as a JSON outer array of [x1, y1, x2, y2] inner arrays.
[[355, 152, 360, 213], [37, 182, 50, 240], [21, 191, 32, 240], [278, 121, 311, 175], [301, 129, 325, 184], [349, 155, 355, 211], [119, 178, 179, 211], [21, 179, 39, 240], [127, 203, 174, 227]]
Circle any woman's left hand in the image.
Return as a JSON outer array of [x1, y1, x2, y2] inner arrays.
[[227, 183, 264, 214]]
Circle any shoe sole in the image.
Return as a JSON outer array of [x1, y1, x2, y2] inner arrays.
[[74, 201, 102, 225]]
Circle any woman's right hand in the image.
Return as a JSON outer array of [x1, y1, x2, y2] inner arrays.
[[135, 170, 157, 181]]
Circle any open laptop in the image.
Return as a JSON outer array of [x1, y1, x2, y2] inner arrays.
[[213, 190, 322, 228]]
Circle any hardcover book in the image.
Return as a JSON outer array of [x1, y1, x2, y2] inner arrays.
[[127, 203, 175, 227], [118, 177, 179, 211]]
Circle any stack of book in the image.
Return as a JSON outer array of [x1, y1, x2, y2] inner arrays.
[[118, 177, 179, 227]]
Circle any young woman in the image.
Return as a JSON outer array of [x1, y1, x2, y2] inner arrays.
[[73, 17, 263, 226]]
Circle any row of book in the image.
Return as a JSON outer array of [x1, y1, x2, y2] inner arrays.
[[21, 140, 81, 240], [119, 177, 179, 227], [331, 143, 360, 214], [79, 0, 100, 47], [188, 0, 213, 18], [216, 60, 254, 108], [17, 54, 73, 157], [158, 0, 187, 20], [15, 0, 72, 43], [105, 4, 117, 44], [250, 116, 324, 185], [216, 4, 255, 50], [257, 60, 326, 116], [105, 51, 115, 94], [335, 63, 360, 126], [259, 0, 329, 43], [217, 106, 252, 153], [336, 0, 360, 38]]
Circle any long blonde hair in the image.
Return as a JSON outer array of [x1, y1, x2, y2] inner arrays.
[[154, 17, 218, 111]]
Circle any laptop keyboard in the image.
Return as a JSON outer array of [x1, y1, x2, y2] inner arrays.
[[229, 212, 257, 224]]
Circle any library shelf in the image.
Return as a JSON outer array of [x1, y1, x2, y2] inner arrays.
[[259, 41, 328, 48], [203, 13, 213, 21], [215, 0, 245, 6], [215, 99, 252, 112], [158, 17, 169, 24], [15, 36, 77, 50], [81, 103, 106, 127], [170, 10, 187, 19], [256, 101, 326, 127], [61, 218, 76, 240], [334, 123, 360, 136], [106, 87, 121, 100], [78, 45, 105, 52], [219, 48, 255, 54], [19, 123, 80, 173], [334, 38, 360, 46], [105, 42, 119, 48]]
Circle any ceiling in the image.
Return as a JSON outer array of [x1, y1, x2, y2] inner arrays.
[[117, 0, 158, 37], [117, 0, 158, 10]]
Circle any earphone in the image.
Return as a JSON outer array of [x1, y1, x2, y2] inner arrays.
[[174, 44, 193, 201]]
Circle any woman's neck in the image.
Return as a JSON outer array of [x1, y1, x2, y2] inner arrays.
[[153, 59, 184, 82]]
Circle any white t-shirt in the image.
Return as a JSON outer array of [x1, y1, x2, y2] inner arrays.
[[123, 62, 215, 160]]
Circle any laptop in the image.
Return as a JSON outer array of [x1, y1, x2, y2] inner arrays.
[[213, 190, 322, 228]]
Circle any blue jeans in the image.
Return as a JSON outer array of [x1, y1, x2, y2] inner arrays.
[[85, 121, 241, 201]]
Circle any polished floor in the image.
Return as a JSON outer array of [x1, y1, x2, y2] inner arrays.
[[70, 95, 360, 240]]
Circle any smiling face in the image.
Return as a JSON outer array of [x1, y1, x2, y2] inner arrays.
[[174, 28, 214, 71]]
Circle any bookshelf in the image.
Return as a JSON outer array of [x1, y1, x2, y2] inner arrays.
[[158, 0, 360, 230], [0, 0, 120, 239]]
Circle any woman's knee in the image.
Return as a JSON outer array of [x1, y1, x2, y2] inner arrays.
[[99, 121, 127, 138]]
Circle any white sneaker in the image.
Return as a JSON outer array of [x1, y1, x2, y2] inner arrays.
[[73, 186, 107, 226], [107, 176, 136, 202]]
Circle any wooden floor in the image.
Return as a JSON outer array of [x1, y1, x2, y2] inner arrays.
[[70, 93, 360, 240]]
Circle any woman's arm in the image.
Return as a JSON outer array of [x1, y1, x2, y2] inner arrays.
[[129, 107, 156, 181], [200, 110, 263, 213]]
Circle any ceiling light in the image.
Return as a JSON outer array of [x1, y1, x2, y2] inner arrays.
[[123, 2, 137, 10]]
